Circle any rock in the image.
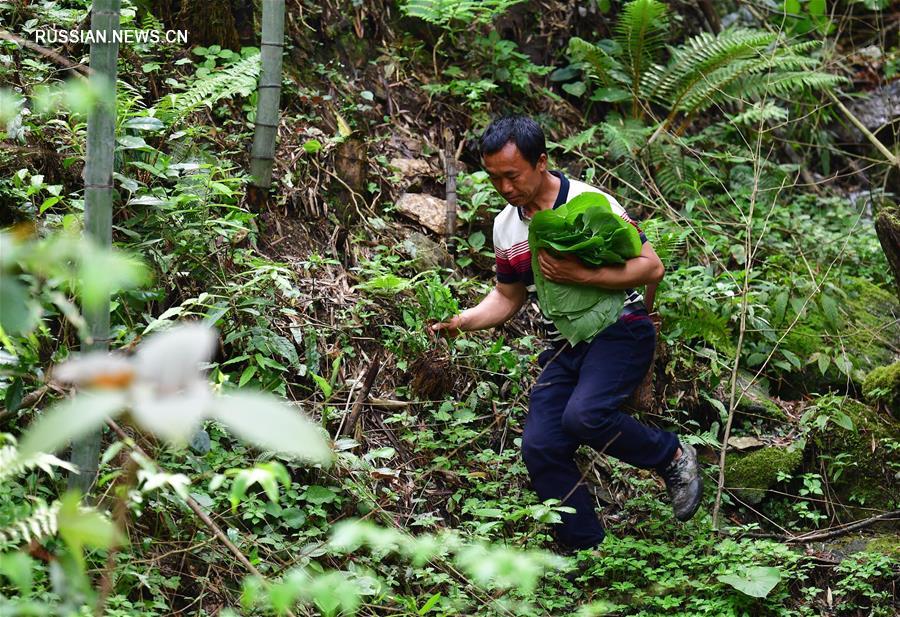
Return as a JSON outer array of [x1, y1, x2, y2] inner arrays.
[[729, 370, 787, 421], [808, 396, 900, 514], [725, 446, 802, 505], [862, 361, 900, 415], [875, 202, 900, 300], [779, 277, 899, 392], [390, 157, 436, 179], [821, 533, 900, 561], [727, 436, 765, 451], [847, 81, 900, 133], [401, 231, 450, 271], [395, 192, 459, 235], [189, 428, 211, 454], [720, 7, 759, 29]]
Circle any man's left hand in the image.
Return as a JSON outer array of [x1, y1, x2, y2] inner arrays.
[[537, 249, 596, 285]]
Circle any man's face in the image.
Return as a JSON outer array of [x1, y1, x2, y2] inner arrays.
[[482, 141, 546, 207]]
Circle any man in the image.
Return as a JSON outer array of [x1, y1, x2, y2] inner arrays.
[[431, 116, 702, 551]]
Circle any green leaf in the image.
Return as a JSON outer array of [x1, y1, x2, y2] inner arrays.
[[772, 291, 788, 326], [303, 139, 323, 154], [549, 66, 579, 81], [562, 81, 586, 97], [39, 196, 61, 213], [590, 87, 631, 102], [0, 274, 37, 335], [78, 246, 147, 310], [781, 349, 802, 370], [209, 391, 332, 464], [238, 365, 257, 387], [117, 135, 148, 150], [418, 593, 442, 615], [57, 491, 123, 569], [229, 462, 290, 511], [717, 566, 782, 598], [832, 411, 854, 431], [304, 485, 337, 504], [834, 354, 853, 376], [819, 294, 840, 329], [123, 116, 164, 131], [18, 391, 128, 459], [312, 373, 333, 398], [783, 0, 801, 15], [354, 274, 409, 295], [0, 552, 33, 595], [816, 353, 831, 375], [4, 378, 23, 413], [468, 230, 485, 251]]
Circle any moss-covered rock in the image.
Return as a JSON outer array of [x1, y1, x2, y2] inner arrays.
[[775, 278, 898, 394], [862, 361, 900, 415], [864, 534, 900, 557], [807, 396, 900, 513], [733, 370, 788, 422], [842, 278, 900, 376], [725, 446, 803, 505]]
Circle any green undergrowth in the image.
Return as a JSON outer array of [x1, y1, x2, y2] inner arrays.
[[1, 0, 900, 615]]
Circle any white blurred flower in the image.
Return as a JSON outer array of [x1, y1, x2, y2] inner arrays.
[[23, 322, 332, 465], [53, 323, 216, 442]]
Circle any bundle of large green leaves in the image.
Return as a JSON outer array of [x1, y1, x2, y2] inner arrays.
[[528, 192, 642, 344]]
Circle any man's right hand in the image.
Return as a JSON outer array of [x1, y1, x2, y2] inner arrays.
[[430, 314, 465, 338]]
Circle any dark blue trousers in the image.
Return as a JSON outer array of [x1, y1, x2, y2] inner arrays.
[[522, 312, 680, 549]]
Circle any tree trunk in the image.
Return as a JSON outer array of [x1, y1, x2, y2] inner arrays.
[[69, 0, 120, 494], [249, 0, 284, 199], [875, 203, 900, 301]]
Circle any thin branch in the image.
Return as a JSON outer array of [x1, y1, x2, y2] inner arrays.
[[339, 348, 384, 437], [0, 29, 92, 76], [827, 90, 900, 169]]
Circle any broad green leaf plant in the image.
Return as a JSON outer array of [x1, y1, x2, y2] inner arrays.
[[528, 192, 642, 344]]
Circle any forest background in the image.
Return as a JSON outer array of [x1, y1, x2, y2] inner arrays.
[[0, 0, 899, 615]]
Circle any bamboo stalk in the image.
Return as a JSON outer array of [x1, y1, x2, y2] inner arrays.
[[250, 0, 285, 189], [444, 133, 457, 248], [69, 0, 121, 494]]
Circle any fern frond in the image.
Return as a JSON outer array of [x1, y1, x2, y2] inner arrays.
[[0, 501, 59, 546], [640, 218, 688, 262], [728, 102, 789, 125], [642, 29, 843, 116], [737, 71, 845, 102], [0, 444, 76, 484], [566, 37, 626, 88], [140, 11, 164, 32], [680, 54, 828, 112], [599, 115, 652, 161], [642, 29, 776, 104], [400, 0, 525, 28], [615, 0, 668, 103], [157, 52, 261, 123]]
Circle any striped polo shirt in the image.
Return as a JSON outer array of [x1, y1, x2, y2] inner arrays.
[[493, 171, 648, 341]]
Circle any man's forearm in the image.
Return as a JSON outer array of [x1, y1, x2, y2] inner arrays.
[[588, 256, 664, 290], [458, 287, 524, 331]]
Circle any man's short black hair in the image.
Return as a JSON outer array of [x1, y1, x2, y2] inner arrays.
[[479, 115, 546, 168]]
